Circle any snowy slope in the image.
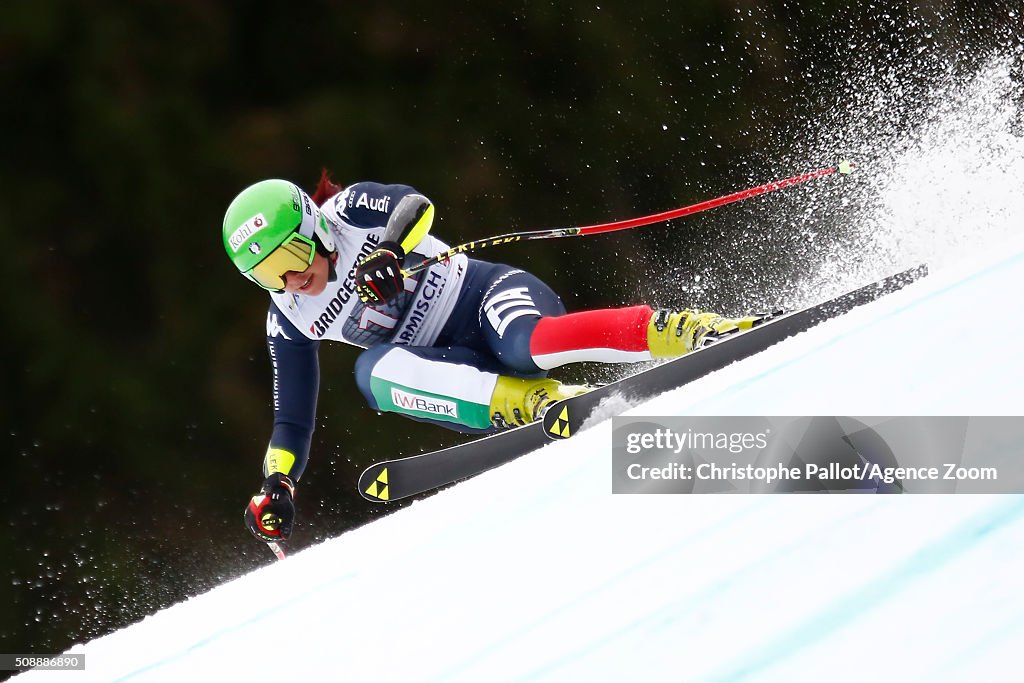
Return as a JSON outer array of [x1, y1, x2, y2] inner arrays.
[[18, 244, 1024, 682]]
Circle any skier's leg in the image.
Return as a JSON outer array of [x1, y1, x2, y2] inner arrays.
[[476, 268, 767, 372], [354, 344, 498, 433], [527, 305, 655, 369], [529, 307, 770, 369], [354, 343, 585, 432], [368, 266, 768, 431]]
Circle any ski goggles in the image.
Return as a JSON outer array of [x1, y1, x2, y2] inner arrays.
[[245, 232, 317, 291]]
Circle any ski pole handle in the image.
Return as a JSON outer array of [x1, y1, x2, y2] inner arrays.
[[401, 160, 854, 277]]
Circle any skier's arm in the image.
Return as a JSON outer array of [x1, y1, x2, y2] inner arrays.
[[343, 182, 436, 304], [335, 181, 436, 253], [263, 303, 320, 481], [380, 192, 434, 256], [244, 304, 318, 544]]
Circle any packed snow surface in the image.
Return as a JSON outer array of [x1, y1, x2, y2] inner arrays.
[[20, 242, 1024, 682]]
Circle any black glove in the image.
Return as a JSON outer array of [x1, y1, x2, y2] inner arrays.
[[244, 473, 296, 542], [355, 241, 406, 305]]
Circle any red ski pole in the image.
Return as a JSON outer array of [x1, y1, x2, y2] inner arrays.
[[402, 160, 854, 277]]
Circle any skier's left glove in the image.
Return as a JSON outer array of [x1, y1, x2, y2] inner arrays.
[[355, 241, 406, 305], [244, 473, 296, 542]]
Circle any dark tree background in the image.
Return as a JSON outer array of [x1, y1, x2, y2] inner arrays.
[[1, 0, 1018, 658]]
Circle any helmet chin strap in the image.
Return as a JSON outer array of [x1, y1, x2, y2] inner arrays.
[[326, 250, 339, 283]]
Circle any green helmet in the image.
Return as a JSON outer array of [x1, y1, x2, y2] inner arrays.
[[222, 179, 336, 289]]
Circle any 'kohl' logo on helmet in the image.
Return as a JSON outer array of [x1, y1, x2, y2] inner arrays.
[[228, 213, 269, 252]]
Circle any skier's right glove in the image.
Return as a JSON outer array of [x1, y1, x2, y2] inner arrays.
[[244, 473, 296, 542], [355, 241, 406, 305]]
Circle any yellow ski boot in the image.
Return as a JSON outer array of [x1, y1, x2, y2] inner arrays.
[[647, 309, 768, 358], [489, 376, 590, 429]]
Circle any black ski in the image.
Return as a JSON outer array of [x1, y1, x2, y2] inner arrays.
[[359, 264, 927, 502], [542, 263, 928, 438], [360, 420, 550, 502]]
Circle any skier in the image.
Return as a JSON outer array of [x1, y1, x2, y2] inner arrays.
[[224, 172, 764, 543]]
